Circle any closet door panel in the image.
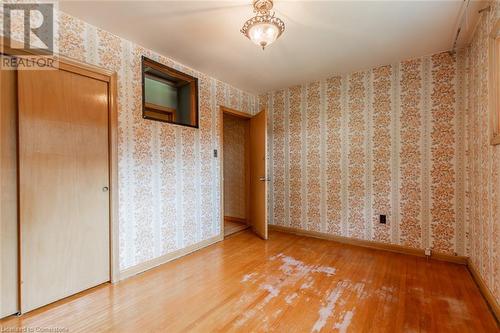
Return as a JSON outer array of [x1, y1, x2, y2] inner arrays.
[[19, 68, 110, 313]]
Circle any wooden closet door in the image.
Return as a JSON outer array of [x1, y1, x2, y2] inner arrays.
[[18, 68, 110, 313]]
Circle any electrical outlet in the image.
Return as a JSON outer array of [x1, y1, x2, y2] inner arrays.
[[379, 215, 387, 224], [213, 149, 218, 158], [425, 248, 431, 256]]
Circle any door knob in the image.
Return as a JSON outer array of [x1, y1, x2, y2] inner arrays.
[[102, 186, 109, 192], [259, 177, 270, 181]]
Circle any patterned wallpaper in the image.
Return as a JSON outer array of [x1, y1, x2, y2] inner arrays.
[[260, 51, 469, 257], [223, 114, 247, 219], [261, 1, 500, 306], [53, 12, 259, 270], [467, 0, 500, 305]]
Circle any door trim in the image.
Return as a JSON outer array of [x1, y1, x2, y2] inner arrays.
[[108, 72, 119, 284], [1, 37, 120, 313], [219, 106, 252, 239]]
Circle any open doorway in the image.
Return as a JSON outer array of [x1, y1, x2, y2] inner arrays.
[[220, 106, 268, 239], [222, 110, 250, 236]]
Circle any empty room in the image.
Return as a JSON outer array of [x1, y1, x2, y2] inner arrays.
[[0, 0, 499, 332]]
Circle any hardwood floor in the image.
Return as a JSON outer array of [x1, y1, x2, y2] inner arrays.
[[1, 230, 498, 332]]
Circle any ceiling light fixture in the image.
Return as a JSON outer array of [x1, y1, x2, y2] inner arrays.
[[241, 0, 285, 50]]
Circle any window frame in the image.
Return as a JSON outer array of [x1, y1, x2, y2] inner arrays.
[[141, 56, 199, 128]]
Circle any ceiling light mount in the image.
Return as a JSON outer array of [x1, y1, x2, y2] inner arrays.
[[241, 0, 285, 50], [253, 0, 274, 15]]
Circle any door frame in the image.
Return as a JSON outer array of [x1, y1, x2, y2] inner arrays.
[[0, 54, 20, 318], [219, 106, 253, 238], [1, 37, 120, 314]]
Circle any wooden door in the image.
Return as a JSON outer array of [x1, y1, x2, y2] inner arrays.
[[249, 110, 268, 239], [0, 56, 19, 318], [18, 67, 110, 313]]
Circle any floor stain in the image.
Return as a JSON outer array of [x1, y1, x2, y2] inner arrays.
[[311, 281, 349, 332], [333, 310, 355, 333]]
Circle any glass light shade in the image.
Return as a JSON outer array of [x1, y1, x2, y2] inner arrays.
[[248, 22, 279, 49]]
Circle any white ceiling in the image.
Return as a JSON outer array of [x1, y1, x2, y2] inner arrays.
[[60, 0, 485, 94]]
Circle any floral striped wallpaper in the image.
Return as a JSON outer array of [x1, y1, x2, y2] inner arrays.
[[260, 51, 469, 257], [55, 12, 258, 270], [261, 1, 500, 306], [467, 0, 500, 305]]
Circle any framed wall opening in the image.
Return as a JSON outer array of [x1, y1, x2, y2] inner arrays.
[[220, 107, 252, 237]]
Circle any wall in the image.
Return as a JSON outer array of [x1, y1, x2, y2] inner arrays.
[[223, 114, 247, 219], [260, 51, 468, 257], [54, 12, 258, 271], [467, 0, 500, 305]]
